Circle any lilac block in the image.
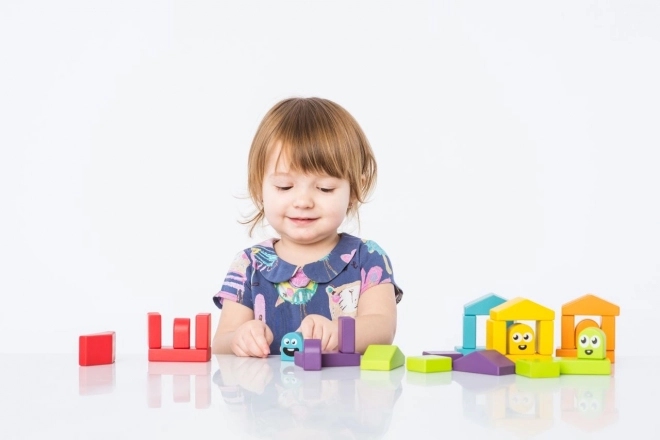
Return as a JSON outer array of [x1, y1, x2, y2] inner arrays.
[[452, 349, 515, 376], [322, 352, 361, 367], [422, 351, 464, 361], [338, 316, 356, 353], [302, 339, 322, 371], [294, 351, 304, 368]]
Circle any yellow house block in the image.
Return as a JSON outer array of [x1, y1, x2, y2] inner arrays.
[[490, 297, 555, 321], [536, 320, 554, 355], [486, 319, 507, 354]]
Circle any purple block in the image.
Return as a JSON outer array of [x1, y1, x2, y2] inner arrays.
[[422, 351, 464, 361], [322, 352, 361, 367], [294, 351, 304, 368], [452, 349, 515, 376], [302, 339, 322, 371], [338, 316, 356, 353]]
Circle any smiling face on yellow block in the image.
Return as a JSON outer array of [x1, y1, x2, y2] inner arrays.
[[507, 323, 535, 354]]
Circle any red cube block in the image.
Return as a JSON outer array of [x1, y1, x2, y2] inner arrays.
[[79, 332, 115, 366]]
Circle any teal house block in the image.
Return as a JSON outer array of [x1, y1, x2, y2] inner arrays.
[[464, 293, 509, 316], [462, 315, 477, 349]]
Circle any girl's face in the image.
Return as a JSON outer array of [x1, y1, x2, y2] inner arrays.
[[262, 144, 351, 250]]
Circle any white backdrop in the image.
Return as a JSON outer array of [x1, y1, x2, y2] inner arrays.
[[1, 0, 658, 356]]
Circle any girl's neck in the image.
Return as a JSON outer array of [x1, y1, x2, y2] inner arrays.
[[273, 233, 341, 266]]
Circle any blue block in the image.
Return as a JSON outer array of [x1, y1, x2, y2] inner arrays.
[[462, 315, 477, 349], [281, 332, 304, 362], [463, 293, 508, 316]]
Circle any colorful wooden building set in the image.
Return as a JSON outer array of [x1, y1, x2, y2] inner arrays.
[[77, 293, 619, 381]]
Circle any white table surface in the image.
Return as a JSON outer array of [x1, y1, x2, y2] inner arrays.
[[1, 353, 657, 439]]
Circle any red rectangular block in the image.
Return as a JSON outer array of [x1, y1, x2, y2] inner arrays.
[[195, 313, 211, 349], [173, 318, 191, 349], [148, 348, 211, 362], [148, 313, 161, 349], [79, 332, 115, 366]]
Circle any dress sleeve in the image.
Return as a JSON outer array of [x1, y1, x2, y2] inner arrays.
[[213, 250, 254, 310], [358, 239, 403, 304]]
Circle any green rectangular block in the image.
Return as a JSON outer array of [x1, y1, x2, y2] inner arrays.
[[515, 358, 560, 378], [360, 345, 405, 371], [559, 358, 611, 375], [406, 355, 452, 373]]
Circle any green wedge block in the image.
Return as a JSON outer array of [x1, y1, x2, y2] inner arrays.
[[559, 358, 611, 375], [360, 345, 405, 371], [515, 359, 560, 378], [406, 355, 452, 373]]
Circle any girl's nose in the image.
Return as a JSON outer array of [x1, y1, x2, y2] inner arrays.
[[292, 188, 314, 208]]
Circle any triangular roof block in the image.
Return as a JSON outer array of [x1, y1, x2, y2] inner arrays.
[[464, 293, 509, 316], [562, 294, 620, 316], [490, 297, 554, 321], [453, 349, 515, 375], [360, 345, 405, 371]]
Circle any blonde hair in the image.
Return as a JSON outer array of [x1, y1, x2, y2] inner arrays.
[[241, 97, 377, 237]]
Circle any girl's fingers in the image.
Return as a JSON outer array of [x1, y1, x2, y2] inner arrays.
[[250, 327, 271, 357]]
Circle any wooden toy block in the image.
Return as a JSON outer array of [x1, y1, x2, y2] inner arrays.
[[601, 315, 616, 350], [557, 348, 616, 363], [302, 339, 322, 371], [360, 344, 405, 371], [338, 316, 355, 353], [148, 348, 211, 362], [536, 320, 554, 355], [561, 315, 575, 349], [454, 346, 485, 355], [294, 350, 304, 368], [561, 294, 620, 317], [148, 312, 211, 362], [462, 315, 477, 349], [506, 353, 553, 362], [486, 319, 507, 353], [515, 359, 560, 378], [574, 318, 598, 343], [422, 350, 464, 361], [322, 352, 361, 367], [148, 312, 161, 349], [577, 327, 607, 360], [559, 358, 611, 375], [490, 297, 555, 321], [195, 313, 211, 349], [79, 332, 115, 366], [507, 322, 535, 355], [452, 349, 515, 375], [406, 355, 452, 373], [464, 293, 509, 315], [281, 331, 304, 362], [173, 318, 191, 349]]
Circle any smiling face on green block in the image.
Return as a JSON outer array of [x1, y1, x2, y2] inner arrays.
[[577, 327, 607, 359]]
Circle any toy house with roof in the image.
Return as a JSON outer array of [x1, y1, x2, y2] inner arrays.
[[486, 297, 555, 362], [555, 294, 620, 363], [455, 293, 510, 355]]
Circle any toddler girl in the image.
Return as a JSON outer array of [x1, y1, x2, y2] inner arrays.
[[212, 97, 403, 357]]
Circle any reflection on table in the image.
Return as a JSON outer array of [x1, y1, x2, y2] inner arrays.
[[212, 354, 404, 439]]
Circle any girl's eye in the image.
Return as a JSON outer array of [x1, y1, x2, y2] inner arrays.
[[319, 188, 334, 193], [276, 186, 292, 191]]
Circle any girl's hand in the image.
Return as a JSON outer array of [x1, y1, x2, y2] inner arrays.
[[297, 314, 338, 352], [230, 319, 273, 358]]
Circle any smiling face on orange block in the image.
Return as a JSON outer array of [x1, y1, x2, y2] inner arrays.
[[507, 323, 535, 354]]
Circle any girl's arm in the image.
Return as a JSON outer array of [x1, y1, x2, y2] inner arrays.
[[212, 300, 272, 356], [354, 283, 398, 353]]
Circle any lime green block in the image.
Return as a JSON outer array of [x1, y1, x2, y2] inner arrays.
[[406, 355, 452, 373], [360, 345, 405, 371], [559, 358, 611, 375], [515, 359, 560, 378]]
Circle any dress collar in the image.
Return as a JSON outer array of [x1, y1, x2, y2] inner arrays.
[[252, 233, 360, 284]]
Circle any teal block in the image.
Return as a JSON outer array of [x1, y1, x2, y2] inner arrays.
[[455, 345, 485, 355], [462, 315, 477, 349], [463, 293, 508, 316]]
